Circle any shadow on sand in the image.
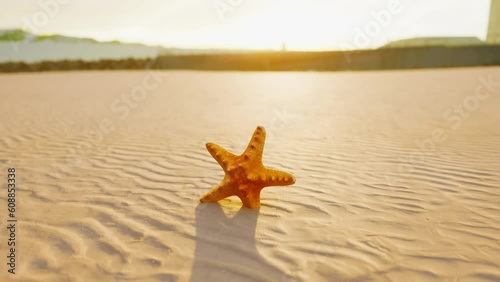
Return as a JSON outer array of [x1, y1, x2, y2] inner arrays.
[[189, 202, 286, 282]]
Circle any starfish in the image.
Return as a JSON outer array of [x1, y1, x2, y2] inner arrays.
[[200, 126, 296, 208]]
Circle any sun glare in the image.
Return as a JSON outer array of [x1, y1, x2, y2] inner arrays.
[[195, 2, 357, 50]]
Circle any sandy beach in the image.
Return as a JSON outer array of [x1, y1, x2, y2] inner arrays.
[[0, 67, 499, 282]]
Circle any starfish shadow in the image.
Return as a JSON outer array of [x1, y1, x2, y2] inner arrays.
[[189, 202, 285, 282]]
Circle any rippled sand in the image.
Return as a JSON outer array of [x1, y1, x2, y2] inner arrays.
[[0, 68, 499, 282]]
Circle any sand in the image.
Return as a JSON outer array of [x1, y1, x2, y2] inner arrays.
[[0, 67, 499, 282]]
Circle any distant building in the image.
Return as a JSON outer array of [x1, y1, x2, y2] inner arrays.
[[488, 0, 500, 43], [383, 37, 484, 48], [383, 0, 500, 48]]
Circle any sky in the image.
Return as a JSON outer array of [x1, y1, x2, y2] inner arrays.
[[0, 0, 493, 50]]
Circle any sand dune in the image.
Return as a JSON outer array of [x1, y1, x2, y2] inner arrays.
[[0, 68, 499, 281]]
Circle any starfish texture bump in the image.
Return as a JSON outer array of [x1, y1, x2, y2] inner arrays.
[[200, 126, 296, 208]]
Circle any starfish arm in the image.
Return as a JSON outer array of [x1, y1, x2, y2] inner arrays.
[[260, 168, 296, 187], [200, 177, 235, 203], [242, 126, 266, 164], [206, 142, 237, 170], [237, 184, 262, 209]]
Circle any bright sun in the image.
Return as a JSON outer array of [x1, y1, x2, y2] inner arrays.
[[202, 1, 361, 50]]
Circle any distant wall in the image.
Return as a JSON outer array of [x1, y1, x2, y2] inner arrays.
[[0, 58, 155, 72], [154, 45, 500, 71], [0, 41, 159, 63]]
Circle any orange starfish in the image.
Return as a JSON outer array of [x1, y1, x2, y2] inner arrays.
[[200, 126, 296, 208]]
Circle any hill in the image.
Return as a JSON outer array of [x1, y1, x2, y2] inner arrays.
[[0, 29, 159, 63]]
